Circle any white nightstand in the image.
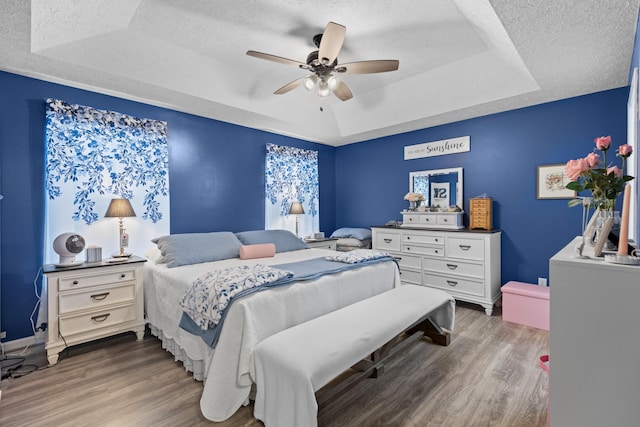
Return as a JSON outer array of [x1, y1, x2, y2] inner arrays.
[[304, 238, 338, 250], [42, 255, 147, 365]]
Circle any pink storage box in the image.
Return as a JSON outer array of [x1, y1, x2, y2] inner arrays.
[[501, 281, 549, 331]]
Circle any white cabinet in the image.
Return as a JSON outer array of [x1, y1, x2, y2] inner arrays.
[[43, 256, 146, 365], [549, 239, 640, 427], [372, 226, 501, 315]]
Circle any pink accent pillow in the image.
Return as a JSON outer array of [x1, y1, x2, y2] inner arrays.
[[239, 243, 276, 260]]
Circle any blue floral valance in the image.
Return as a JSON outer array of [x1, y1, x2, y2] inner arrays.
[[45, 98, 169, 225]]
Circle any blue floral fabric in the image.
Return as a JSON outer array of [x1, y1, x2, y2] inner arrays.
[[45, 98, 169, 225], [265, 143, 319, 217], [180, 264, 294, 330], [324, 249, 391, 264]]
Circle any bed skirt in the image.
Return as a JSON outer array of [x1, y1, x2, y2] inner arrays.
[[149, 323, 207, 382]]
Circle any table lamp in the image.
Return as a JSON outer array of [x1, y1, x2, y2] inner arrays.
[[104, 198, 136, 257], [289, 202, 305, 237]]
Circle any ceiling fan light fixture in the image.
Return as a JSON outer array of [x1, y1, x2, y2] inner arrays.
[[303, 75, 317, 92], [327, 74, 339, 91], [317, 80, 331, 97]]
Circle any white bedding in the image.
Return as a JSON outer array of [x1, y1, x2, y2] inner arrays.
[[143, 247, 401, 422]]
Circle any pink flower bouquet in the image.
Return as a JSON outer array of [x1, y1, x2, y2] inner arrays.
[[565, 136, 634, 210]]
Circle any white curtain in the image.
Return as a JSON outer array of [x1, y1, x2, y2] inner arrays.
[[265, 144, 319, 238]]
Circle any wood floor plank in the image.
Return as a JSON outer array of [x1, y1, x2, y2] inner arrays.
[[0, 303, 548, 426]]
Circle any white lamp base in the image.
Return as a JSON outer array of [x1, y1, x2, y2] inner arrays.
[[112, 252, 132, 258]]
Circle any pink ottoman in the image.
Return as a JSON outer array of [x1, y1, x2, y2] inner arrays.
[[501, 281, 550, 331]]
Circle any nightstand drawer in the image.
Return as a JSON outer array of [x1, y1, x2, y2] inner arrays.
[[422, 258, 484, 279], [59, 283, 136, 315], [402, 244, 444, 257], [59, 303, 137, 336], [423, 273, 484, 297], [59, 269, 136, 291], [446, 237, 484, 261]]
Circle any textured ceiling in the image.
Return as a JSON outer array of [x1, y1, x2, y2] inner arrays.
[[1, 0, 638, 146]]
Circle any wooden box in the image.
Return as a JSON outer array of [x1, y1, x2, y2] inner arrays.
[[469, 197, 493, 230]]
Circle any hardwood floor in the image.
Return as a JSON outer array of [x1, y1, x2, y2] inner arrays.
[[0, 303, 548, 427]]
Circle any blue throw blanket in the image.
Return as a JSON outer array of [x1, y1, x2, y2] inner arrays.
[[179, 255, 396, 348]]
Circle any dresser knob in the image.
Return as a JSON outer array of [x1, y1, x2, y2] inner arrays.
[[120, 273, 126, 278], [72, 280, 79, 285]]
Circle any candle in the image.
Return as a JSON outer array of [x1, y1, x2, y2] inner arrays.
[[618, 183, 631, 255]]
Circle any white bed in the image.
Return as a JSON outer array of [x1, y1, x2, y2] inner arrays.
[[143, 244, 401, 421]]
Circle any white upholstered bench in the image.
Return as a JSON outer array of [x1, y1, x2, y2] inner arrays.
[[253, 284, 455, 427]]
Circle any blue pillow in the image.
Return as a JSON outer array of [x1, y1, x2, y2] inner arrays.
[[330, 227, 372, 240], [152, 232, 242, 268], [235, 230, 309, 253]]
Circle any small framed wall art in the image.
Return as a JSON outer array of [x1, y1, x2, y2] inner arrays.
[[536, 164, 577, 199]]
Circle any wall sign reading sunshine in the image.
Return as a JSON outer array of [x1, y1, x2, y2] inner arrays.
[[404, 136, 470, 160]]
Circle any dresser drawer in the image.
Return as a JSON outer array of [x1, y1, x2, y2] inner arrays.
[[393, 254, 421, 270], [59, 283, 136, 315], [419, 215, 438, 226], [422, 258, 484, 279], [399, 268, 421, 284], [437, 214, 461, 227], [403, 214, 421, 226], [447, 237, 484, 261], [59, 303, 137, 336], [402, 244, 444, 257], [376, 232, 401, 252], [423, 273, 484, 297], [402, 233, 444, 246], [59, 269, 136, 291]]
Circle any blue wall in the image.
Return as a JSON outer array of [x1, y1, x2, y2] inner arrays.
[[335, 88, 629, 285], [0, 75, 633, 341], [0, 70, 336, 341]]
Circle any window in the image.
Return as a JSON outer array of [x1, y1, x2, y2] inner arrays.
[[265, 144, 319, 237]]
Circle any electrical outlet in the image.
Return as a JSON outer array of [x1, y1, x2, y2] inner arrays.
[[0, 331, 6, 340], [538, 277, 548, 286]]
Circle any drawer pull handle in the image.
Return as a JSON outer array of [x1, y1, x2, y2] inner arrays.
[[91, 313, 110, 323], [120, 273, 126, 278], [434, 250, 438, 254], [443, 218, 448, 222], [72, 280, 79, 285], [406, 247, 411, 251], [459, 245, 471, 251], [446, 264, 458, 270], [394, 257, 402, 261], [384, 238, 392, 243], [435, 238, 439, 242], [447, 280, 458, 286], [90, 292, 110, 301], [406, 236, 411, 240]]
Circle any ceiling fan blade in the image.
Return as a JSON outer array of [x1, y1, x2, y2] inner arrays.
[[337, 60, 399, 74], [246, 50, 308, 68], [274, 77, 304, 95], [318, 22, 346, 64], [333, 81, 353, 101]]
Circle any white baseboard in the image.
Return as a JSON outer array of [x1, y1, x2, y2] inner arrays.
[[1, 335, 45, 354]]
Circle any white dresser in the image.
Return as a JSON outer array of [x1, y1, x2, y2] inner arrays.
[[43, 256, 146, 365], [372, 226, 501, 315], [549, 238, 640, 426]]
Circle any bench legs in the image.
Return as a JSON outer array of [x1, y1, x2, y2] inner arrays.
[[316, 315, 451, 408]]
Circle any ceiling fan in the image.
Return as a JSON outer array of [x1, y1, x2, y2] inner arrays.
[[246, 22, 399, 102]]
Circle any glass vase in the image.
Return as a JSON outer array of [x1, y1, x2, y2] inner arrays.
[[594, 209, 621, 251]]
